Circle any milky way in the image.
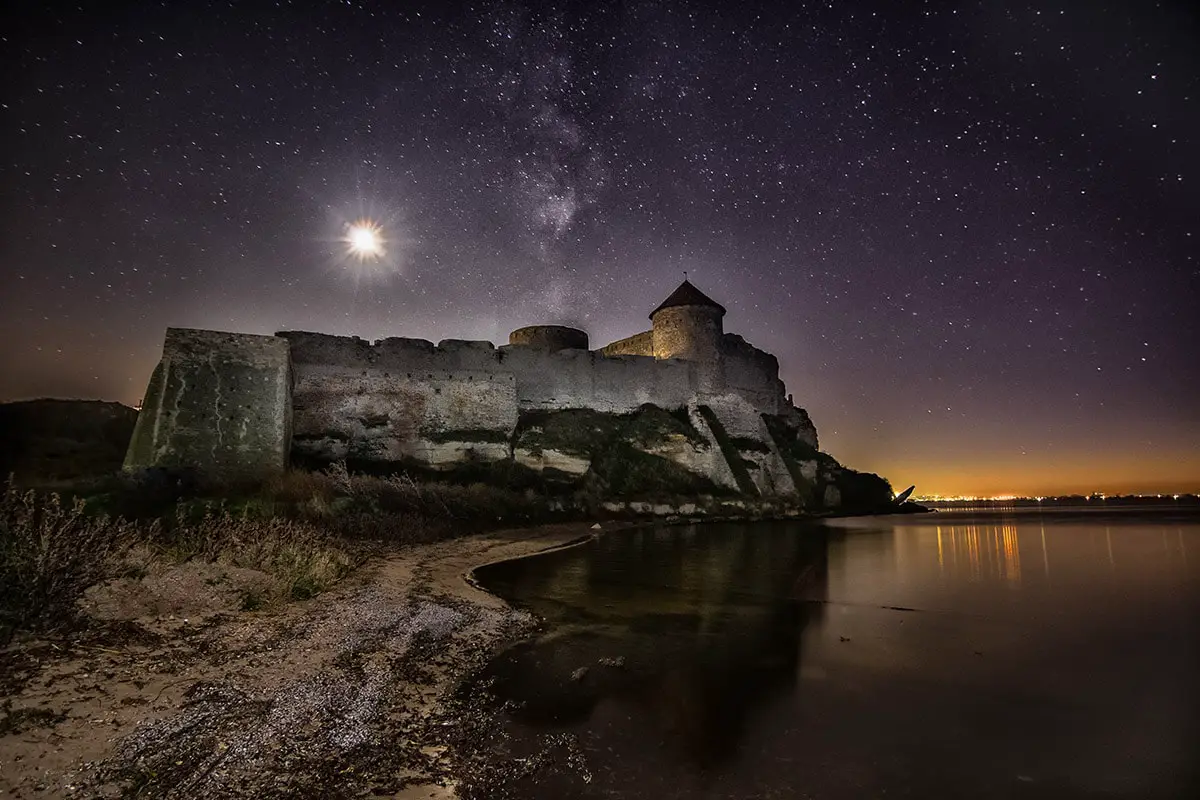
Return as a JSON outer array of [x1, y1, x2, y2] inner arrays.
[[2, 1, 1197, 494]]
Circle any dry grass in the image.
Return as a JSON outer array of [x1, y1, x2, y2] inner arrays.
[[263, 462, 550, 533], [1, 462, 558, 638], [0, 484, 357, 639], [159, 511, 356, 601], [0, 489, 141, 636]]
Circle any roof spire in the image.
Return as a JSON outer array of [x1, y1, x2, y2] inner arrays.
[[650, 278, 727, 319]]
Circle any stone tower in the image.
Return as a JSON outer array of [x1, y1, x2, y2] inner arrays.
[[650, 280, 726, 390]]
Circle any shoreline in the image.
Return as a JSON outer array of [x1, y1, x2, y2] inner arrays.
[[0, 520, 609, 799]]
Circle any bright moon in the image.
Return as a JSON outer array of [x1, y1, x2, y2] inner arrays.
[[345, 221, 384, 259]]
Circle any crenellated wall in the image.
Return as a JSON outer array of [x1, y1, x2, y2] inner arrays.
[[599, 330, 654, 357], [125, 300, 829, 498], [279, 332, 516, 468], [509, 325, 589, 351]]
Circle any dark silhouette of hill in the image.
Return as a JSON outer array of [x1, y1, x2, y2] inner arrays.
[[0, 399, 136, 482]]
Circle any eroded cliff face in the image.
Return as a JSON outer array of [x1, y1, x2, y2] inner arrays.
[[281, 397, 888, 513], [507, 402, 888, 512]]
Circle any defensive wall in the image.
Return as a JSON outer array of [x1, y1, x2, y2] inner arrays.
[[125, 280, 832, 500], [602, 328, 787, 416], [124, 328, 292, 477]]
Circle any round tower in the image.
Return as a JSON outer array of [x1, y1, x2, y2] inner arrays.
[[649, 279, 726, 364], [508, 325, 589, 351]]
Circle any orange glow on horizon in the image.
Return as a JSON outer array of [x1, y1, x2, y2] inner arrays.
[[866, 448, 1200, 500]]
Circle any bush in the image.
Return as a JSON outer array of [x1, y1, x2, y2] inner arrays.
[[514, 409, 626, 458], [0, 480, 362, 638], [728, 436, 772, 454], [835, 468, 894, 512], [0, 459, 567, 638], [622, 405, 707, 449], [153, 510, 356, 599], [0, 487, 140, 638]]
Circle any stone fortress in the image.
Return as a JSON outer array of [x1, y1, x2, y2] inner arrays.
[[125, 281, 891, 510]]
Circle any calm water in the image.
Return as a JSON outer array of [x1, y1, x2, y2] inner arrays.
[[471, 509, 1199, 799]]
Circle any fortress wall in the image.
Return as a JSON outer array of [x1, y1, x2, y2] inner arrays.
[[592, 354, 696, 411], [510, 326, 589, 351], [278, 332, 504, 373], [501, 347, 698, 413], [288, 361, 516, 465], [500, 347, 595, 410], [720, 334, 786, 415], [434, 339, 504, 370], [599, 330, 654, 357], [281, 332, 515, 465], [124, 328, 292, 476]]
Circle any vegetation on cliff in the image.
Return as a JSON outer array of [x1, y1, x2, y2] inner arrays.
[[0, 399, 896, 640], [513, 404, 724, 498], [514, 408, 628, 459]]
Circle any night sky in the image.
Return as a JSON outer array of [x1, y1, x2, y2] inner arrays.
[[3, 1, 1197, 496]]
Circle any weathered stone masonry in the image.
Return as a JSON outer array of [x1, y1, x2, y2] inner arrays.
[[126, 280, 846, 500], [124, 328, 292, 477]]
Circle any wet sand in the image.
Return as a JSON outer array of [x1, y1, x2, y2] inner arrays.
[[0, 522, 601, 799]]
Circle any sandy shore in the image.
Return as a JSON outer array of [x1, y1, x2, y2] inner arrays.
[[0, 522, 601, 799]]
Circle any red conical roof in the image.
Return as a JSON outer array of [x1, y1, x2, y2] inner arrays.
[[649, 280, 726, 319]]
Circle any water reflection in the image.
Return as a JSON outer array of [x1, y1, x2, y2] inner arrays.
[[475, 522, 829, 765], [935, 524, 1022, 582], [473, 510, 1200, 799]]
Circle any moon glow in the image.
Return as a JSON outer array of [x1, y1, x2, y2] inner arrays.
[[345, 221, 384, 260]]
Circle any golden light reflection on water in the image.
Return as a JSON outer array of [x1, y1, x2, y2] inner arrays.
[[832, 513, 1200, 615], [935, 524, 1022, 584]]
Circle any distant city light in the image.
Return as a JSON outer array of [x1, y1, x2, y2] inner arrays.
[[912, 492, 1196, 503]]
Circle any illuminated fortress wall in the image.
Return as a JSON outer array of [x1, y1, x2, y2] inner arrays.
[[124, 328, 292, 477], [124, 281, 823, 498]]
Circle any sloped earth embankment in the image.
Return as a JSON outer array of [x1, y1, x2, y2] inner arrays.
[[0, 524, 598, 799]]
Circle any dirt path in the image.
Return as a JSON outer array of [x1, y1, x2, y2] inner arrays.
[[0, 523, 598, 799]]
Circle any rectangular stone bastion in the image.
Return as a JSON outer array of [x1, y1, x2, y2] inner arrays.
[[124, 328, 292, 477]]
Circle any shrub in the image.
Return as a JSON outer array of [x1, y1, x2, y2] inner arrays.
[[835, 469, 894, 512], [263, 469, 337, 505], [160, 511, 356, 599], [420, 428, 512, 444], [0, 487, 140, 637], [622, 405, 708, 449], [728, 436, 772, 454]]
